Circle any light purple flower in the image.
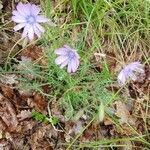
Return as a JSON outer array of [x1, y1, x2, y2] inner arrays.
[[12, 2, 48, 41], [118, 62, 145, 85], [55, 45, 80, 73]]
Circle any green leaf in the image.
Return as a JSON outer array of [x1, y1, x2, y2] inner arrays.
[[98, 102, 105, 122]]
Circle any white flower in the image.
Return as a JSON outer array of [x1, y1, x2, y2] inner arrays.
[[12, 2, 48, 41], [55, 45, 80, 73], [118, 62, 145, 85]]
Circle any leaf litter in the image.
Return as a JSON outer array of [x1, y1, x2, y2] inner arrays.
[[0, 0, 150, 149]]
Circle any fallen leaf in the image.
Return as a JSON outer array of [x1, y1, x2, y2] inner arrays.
[[27, 93, 47, 114], [0, 96, 18, 132], [50, 100, 65, 122], [16, 120, 36, 134], [33, 93, 47, 113], [80, 124, 98, 142], [0, 119, 6, 132], [115, 101, 136, 125], [30, 124, 55, 150], [1, 85, 14, 99], [17, 110, 32, 121], [0, 139, 12, 150], [20, 45, 48, 66]]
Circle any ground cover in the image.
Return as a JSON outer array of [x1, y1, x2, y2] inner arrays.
[[0, 0, 149, 149]]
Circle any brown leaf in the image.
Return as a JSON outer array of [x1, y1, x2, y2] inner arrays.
[[30, 124, 54, 150], [17, 110, 32, 121], [27, 93, 47, 114], [1, 85, 14, 99], [115, 101, 136, 125], [50, 100, 65, 122], [0, 31, 20, 65], [33, 93, 47, 113], [16, 120, 36, 134], [0, 95, 18, 132], [0, 139, 12, 150], [0, 118, 6, 132], [20, 45, 48, 65], [80, 124, 98, 142]]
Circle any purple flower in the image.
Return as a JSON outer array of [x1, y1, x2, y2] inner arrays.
[[12, 2, 48, 41], [118, 62, 145, 85], [55, 45, 80, 73]]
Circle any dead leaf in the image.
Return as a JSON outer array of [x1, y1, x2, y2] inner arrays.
[[16, 120, 36, 134], [20, 45, 48, 66], [80, 124, 98, 142], [0, 139, 12, 150], [27, 93, 47, 114], [115, 101, 136, 125], [50, 100, 65, 122], [0, 96, 18, 132], [34, 93, 47, 113], [1, 85, 14, 99], [30, 124, 54, 150], [17, 110, 32, 121], [0, 119, 6, 132]]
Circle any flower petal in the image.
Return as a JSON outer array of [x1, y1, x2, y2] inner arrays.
[[14, 23, 26, 31], [12, 10, 22, 17], [70, 58, 79, 73], [70, 60, 77, 72], [60, 59, 68, 68], [55, 48, 68, 55], [16, 2, 31, 16], [136, 68, 145, 74], [117, 61, 145, 86], [55, 56, 68, 65], [27, 26, 34, 41], [129, 72, 137, 81], [22, 24, 31, 38], [64, 45, 72, 50], [74, 58, 80, 71], [33, 25, 41, 38], [67, 63, 72, 73], [35, 23, 45, 33], [12, 16, 26, 23], [36, 15, 49, 23], [76, 58, 80, 68], [31, 4, 41, 16], [118, 70, 126, 85]]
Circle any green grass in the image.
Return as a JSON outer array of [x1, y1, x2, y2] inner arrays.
[[0, 0, 150, 149]]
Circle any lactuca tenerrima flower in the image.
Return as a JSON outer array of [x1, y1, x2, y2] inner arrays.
[[12, 2, 48, 41], [117, 61, 144, 85], [55, 45, 80, 73]]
